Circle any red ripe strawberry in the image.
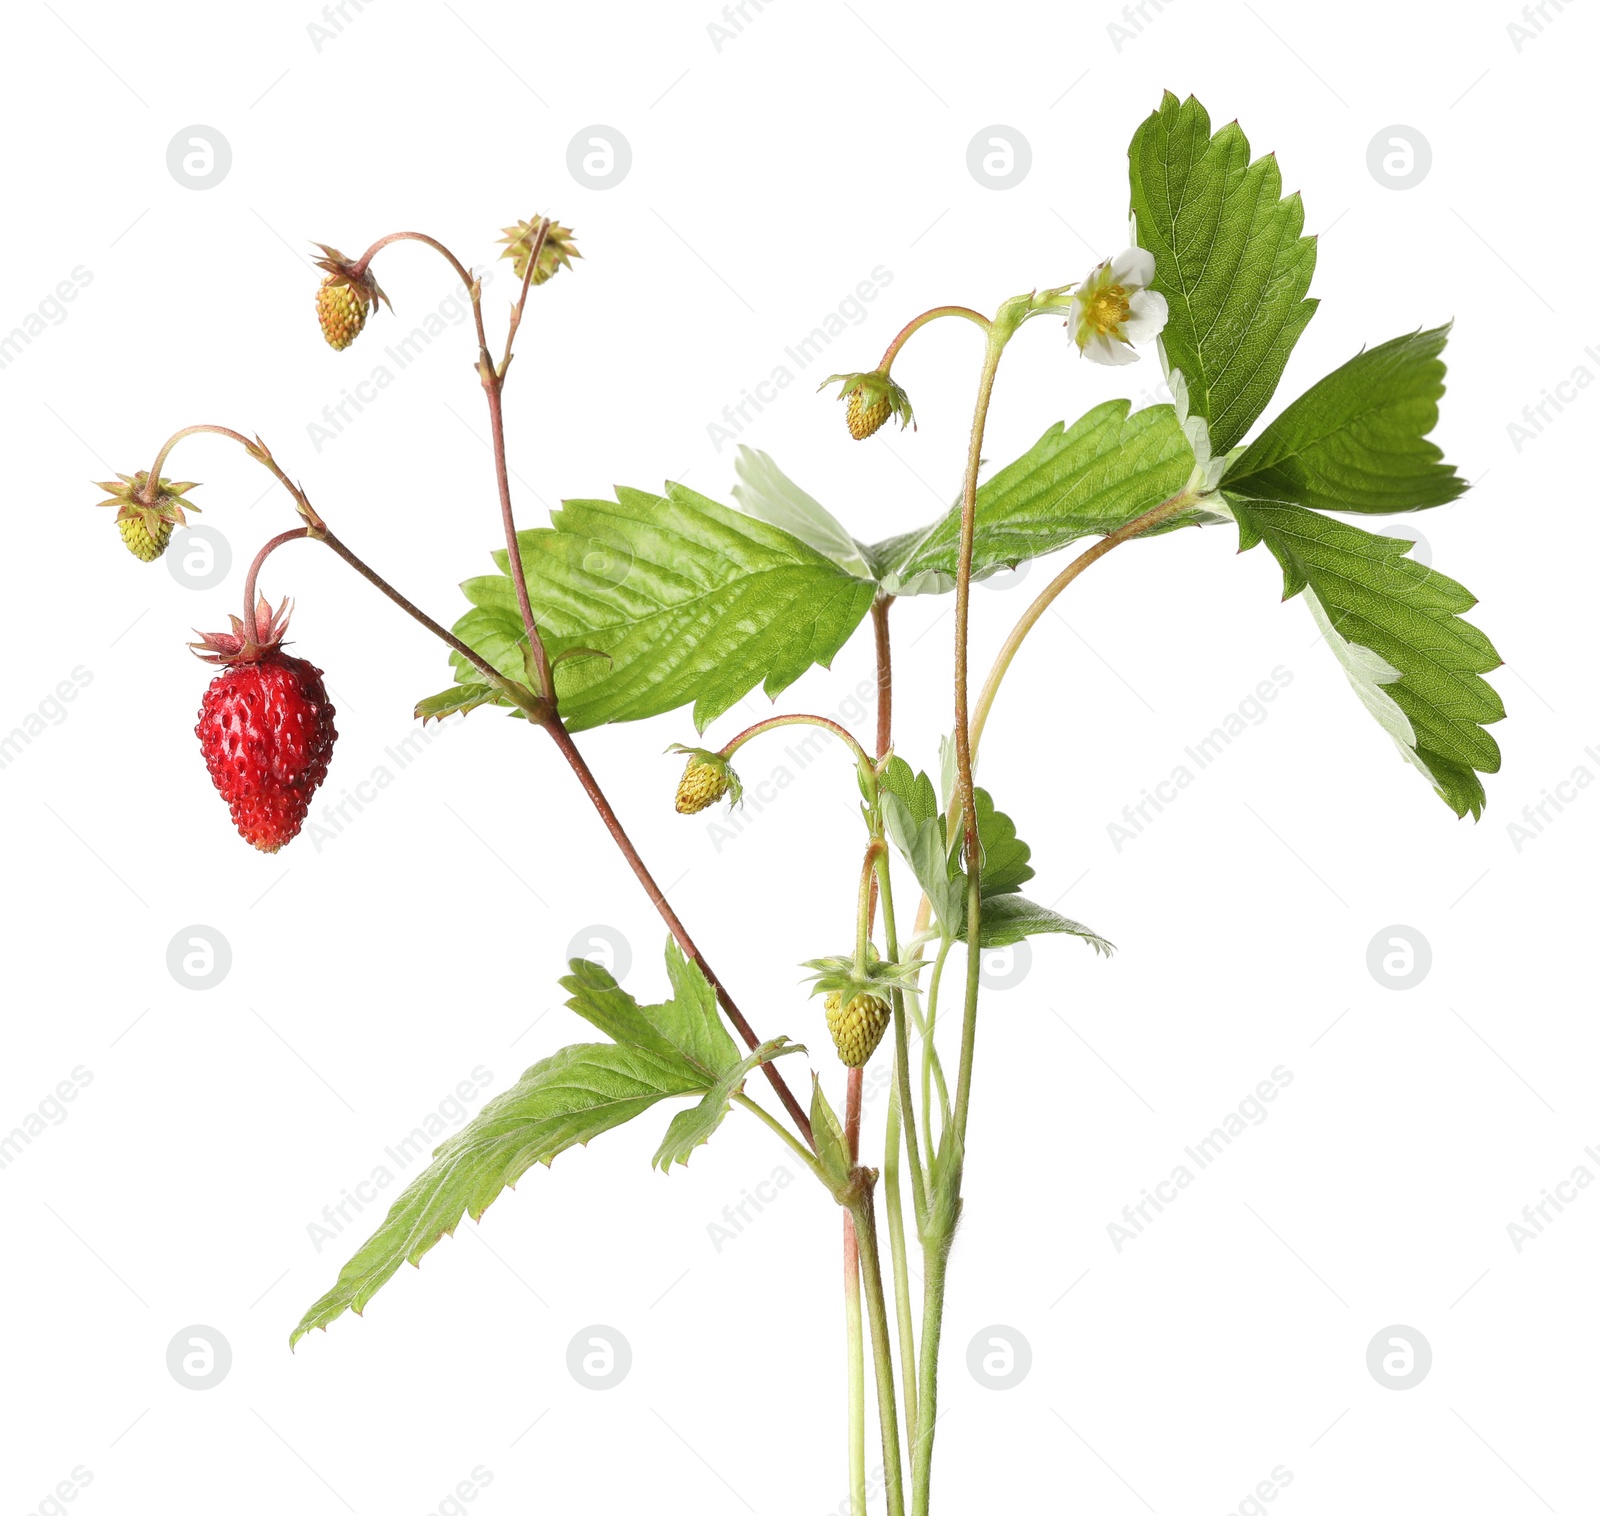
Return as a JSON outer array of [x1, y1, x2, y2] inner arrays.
[[191, 597, 337, 853]]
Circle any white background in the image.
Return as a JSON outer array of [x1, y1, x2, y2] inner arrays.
[[1, 2, 1594, 1512]]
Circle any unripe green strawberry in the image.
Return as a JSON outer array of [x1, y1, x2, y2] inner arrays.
[[820, 369, 914, 442], [847, 389, 892, 440], [668, 744, 741, 814], [118, 512, 172, 562], [825, 990, 891, 1068], [95, 471, 200, 564], [676, 755, 730, 814], [316, 278, 368, 350], [310, 244, 390, 351]]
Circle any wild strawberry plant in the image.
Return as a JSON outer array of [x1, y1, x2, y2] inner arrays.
[[98, 93, 1504, 1514]]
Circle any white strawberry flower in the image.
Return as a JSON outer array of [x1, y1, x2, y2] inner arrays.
[[1065, 247, 1168, 366]]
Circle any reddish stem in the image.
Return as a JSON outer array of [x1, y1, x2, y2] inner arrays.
[[543, 720, 814, 1146], [241, 527, 312, 642]]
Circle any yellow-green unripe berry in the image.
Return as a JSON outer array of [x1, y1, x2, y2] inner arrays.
[[675, 756, 730, 815], [315, 279, 368, 350], [118, 513, 172, 562], [825, 990, 891, 1067]]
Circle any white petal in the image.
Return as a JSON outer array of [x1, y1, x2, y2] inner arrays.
[[1082, 329, 1139, 367], [1109, 245, 1156, 288], [1121, 289, 1169, 343], [1065, 293, 1088, 344]]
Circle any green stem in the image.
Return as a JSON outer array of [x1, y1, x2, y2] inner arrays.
[[853, 843, 882, 973], [731, 1093, 825, 1181], [849, 1192, 907, 1516], [877, 305, 993, 371], [718, 712, 874, 776], [873, 852, 927, 1232], [911, 1242, 952, 1516], [882, 1082, 919, 1442], [844, 1228, 866, 1516], [968, 485, 1200, 761], [920, 937, 954, 1172], [912, 330, 1007, 1516]]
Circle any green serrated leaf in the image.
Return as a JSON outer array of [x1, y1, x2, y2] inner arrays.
[[1129, 92, 1318, 454], [1224, 325, 1466, 514], [809, 1074, 854, 1197], [971, 788, 1033, 897], [562, 938, 739, 1083], [652, 1037, 804, 1172], [414, 684, 515, 723], [883, 790, 964, 934], [290, 1042, 703, 1346], [958, 893, 1114, 954], [878, 402, 1199, 595], [1230, 498, 1503, 818], [448, 483, 877, 733], [878, 755, 938, 828]]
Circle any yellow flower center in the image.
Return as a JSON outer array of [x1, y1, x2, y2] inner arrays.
[[1084, 282, 1132, 337]]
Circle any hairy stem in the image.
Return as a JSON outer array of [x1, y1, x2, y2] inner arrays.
[[920, 937, 953, 1172], [141, 425, 327, 531], [871, 595, 894, 752], [241, 528, 312, 641], [352, 228, 555, 698], [316, 530, 533, 707], [499, 216, 553, 378], [844, 1062, 866, 1516], [844, 1225, 866, 1516], [911, 1242, 950, 1516], [877, 306, 993, 372], [543, 720, 814, 1145], [718, 712, 873, 773], [883, 1082, 919, 1443], [732, 1093, 826, 1181], [912, 333, 1006, 1516], [850, 1189, 907, 1516]]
